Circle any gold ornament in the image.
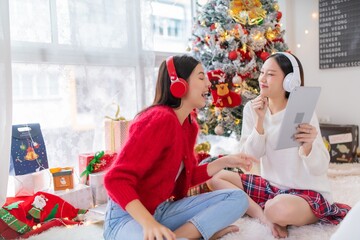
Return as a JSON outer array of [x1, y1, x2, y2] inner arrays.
[[201, 123, 209, 135], [274, 3, 279, 11], [265, 27, 276, 41], [235, 119, 241, 125], [229, 0, 266, 25], [195, 141, 211, 153]]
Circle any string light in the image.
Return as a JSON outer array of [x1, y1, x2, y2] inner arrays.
[[297, 44, 301, 48], [312, 12, 318, 19], [305, 29, 309, 34]]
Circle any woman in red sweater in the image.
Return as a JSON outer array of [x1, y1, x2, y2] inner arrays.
[[103, 55, 259, 240]]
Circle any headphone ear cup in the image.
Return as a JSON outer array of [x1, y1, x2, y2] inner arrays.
[[283, 72, 300, 92], [170, 78, 188, 98]]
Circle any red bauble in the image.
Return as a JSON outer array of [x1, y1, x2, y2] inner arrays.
[[210, 23, 216, 30], [260, 51, 270, 61], [228, 51, 238, 61], [277, 11, 282, 21]]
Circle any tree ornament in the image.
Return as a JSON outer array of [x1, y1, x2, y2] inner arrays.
[[260, 51, 270, 61], [232, 74, 242, 85], [276, 11, 282, 21], [214, 125, 224, 135], [207, 69, 242, 108], [266, 28, 276, 41], [228, 50, 238, 60], [274, 3, 280, 11]]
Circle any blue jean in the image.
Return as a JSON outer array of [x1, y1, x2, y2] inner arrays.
[[103, 189, 249, 240]]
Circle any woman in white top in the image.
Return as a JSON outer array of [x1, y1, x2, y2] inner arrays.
[[207, 52, 351, 238]]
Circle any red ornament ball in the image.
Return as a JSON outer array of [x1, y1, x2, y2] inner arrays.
[[228, 51, 238, 61], [277, 11, 282, 21], [260, 51, 270, 61]]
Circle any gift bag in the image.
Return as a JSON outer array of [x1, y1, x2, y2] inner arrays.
[[10, 124, 49, 176]]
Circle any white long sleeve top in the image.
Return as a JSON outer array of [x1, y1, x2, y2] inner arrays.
[[239, 102, 333, 203]]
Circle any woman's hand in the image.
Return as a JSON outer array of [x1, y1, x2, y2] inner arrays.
[[125, 200, 176, 240], [207, 153, 260, 176], [295, 123, 317, 155], [251, 95, 268, 134], [142, 219, 176, 240], [223, 153, 260, 172], [251, 95, 268, 120]]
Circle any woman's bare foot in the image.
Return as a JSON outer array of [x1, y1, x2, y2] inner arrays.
[[269, 222, 288, 238], [209, 225, 239, 240]]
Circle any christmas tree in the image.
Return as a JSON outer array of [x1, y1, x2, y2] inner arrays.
[[191, 0, 288, 139]]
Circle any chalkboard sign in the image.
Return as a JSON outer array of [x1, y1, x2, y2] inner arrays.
[[319, 0, 360, 69]]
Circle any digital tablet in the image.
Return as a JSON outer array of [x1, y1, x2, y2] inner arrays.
[[275, 86, 321, 150]]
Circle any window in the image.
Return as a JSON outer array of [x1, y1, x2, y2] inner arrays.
[[10, 0, 195, 168], [151, 0, 193, 53]]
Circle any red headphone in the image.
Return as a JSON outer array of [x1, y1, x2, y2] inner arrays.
[[166, 56, 188, 98]]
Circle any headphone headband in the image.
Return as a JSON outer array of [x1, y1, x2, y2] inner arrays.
[[166, 56, 188, 98], [166, 57, 178, 82], [278, 52, 299, 70], [276, 52, 301, 92]]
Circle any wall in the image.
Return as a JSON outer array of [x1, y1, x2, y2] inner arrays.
[[279, 0, 360, 128]]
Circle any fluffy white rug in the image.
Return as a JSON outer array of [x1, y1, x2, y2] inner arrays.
[[27, 163, 360, 240]]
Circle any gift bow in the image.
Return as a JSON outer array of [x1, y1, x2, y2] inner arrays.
[[105, 103, 126, 121], [80, 151, 105, 178]]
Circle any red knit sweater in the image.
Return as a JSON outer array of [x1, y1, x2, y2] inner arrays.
[[104, 105, 210, 214]]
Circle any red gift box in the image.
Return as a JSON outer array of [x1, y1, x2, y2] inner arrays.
[[78, 151, 117, 184]]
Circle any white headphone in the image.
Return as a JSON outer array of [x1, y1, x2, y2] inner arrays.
[[276, 52, 301, 92]]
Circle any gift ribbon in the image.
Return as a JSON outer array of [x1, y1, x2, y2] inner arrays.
[[110, 120, 115, 152], [80, 151, 105, 178], [105, 103, 126, 121]]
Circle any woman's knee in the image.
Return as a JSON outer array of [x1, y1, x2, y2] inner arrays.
[[264, 197, 293, 224], [226, 189, 249, 211], [207, 170, 243, 190]]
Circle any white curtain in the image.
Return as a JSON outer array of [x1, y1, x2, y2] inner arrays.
[[0, 0, 12, 206], [6, 0, 154, 187]]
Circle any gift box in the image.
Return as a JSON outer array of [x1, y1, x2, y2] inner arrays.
[[78, 151, 117, 184], [104, 119, 131, 152], [89, 172, 108, 206], [50, 167, 74, 191], [320, 124, 359, 163], [11, 170, 50, 197], [10, 123, 49, 176], [104, 104, 131, 152], [45, 184, 93, 210]]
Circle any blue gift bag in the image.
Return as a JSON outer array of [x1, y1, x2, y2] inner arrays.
[[10, 123, 49, 175]]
